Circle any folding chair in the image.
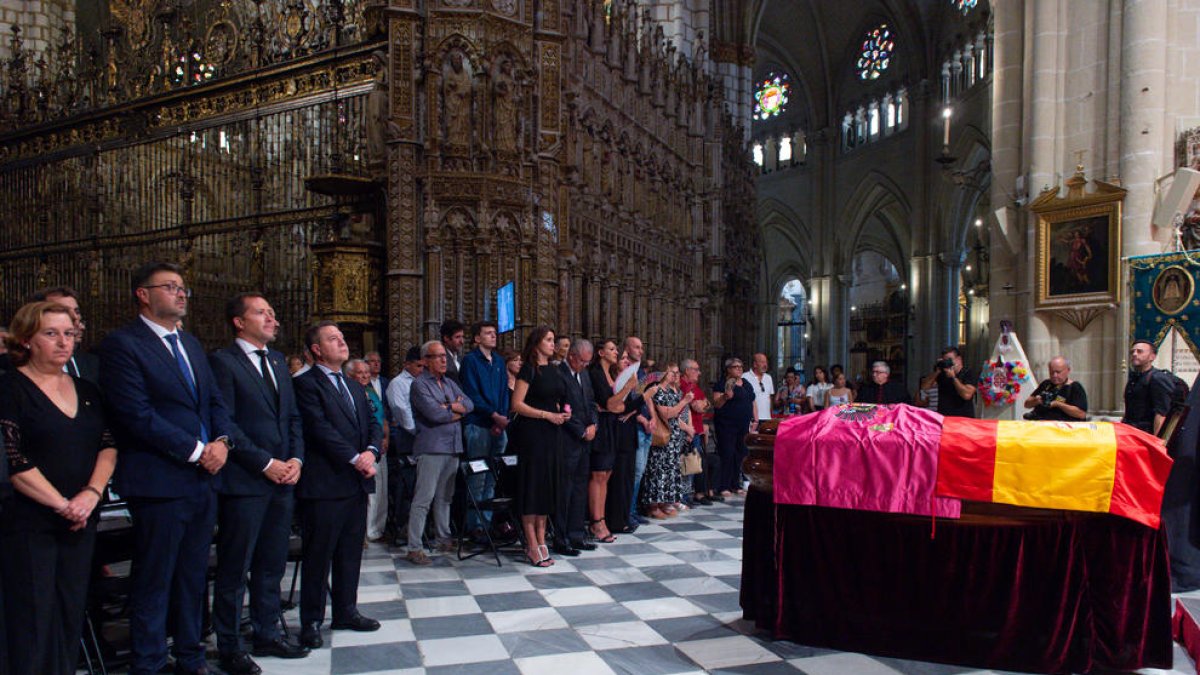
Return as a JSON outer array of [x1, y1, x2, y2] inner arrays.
[[456, 455, 521, 566]]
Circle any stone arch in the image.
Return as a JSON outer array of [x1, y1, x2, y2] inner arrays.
[[939, 125, 992, 254], [836, 170, 912, 281]]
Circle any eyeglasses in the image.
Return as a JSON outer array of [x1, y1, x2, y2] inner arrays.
[[142, 283, 192, 298], [426, 353, 447, 360]]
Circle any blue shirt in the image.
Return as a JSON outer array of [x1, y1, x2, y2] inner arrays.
[[460, 348, 510, 428]]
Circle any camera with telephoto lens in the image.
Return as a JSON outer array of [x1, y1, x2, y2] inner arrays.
[[936, 358, 955, 370]]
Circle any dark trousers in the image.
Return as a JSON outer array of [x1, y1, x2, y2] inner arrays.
[[213, 488, 294, 654], [388, 431, 417, 539], [715, 422, 748, 493], [0, 525, 96, 675], [553, 439, 590, 545], [388, 459, 418, 540], [298, 493, 367, 626], [127, 491, 216, 675]]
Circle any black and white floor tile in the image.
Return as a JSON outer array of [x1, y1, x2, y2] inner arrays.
[[241, 498, 1195, 675]]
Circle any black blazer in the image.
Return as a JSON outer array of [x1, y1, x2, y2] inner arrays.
[[558, 362, 598, 442], [294, 366, 382, 500], [209, 343, 305, 496], [99, 318, 233, 499]]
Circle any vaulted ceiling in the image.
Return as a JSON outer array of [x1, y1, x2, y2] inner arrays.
[[744, 0, 986, 130]]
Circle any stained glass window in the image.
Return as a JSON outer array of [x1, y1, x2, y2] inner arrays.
[[753, 72, 790, 121], [952, 0, 978, 14], [856, 25, 894, 81]]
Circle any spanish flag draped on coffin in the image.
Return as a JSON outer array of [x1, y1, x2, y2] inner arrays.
[[773, 404, 1173, 529], [935, 417, 1173, 529]]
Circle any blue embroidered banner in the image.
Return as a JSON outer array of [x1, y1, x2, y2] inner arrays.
[[1129, 252, 1200, 354]]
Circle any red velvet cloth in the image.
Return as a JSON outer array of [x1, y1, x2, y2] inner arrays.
[[742, 489, 1173, 673]]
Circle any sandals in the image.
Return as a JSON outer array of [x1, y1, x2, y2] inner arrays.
[[588, 518, 617, 543], [527, 544, 555, 567]]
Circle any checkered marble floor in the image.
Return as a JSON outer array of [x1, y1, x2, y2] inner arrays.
[[244, 497, 1197, 675]]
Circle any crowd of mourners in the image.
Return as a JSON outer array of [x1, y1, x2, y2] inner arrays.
[[0, 257, 1176, 675], [0, 262, 772, 675]]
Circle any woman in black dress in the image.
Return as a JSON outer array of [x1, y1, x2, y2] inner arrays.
[[605, 350, 643, 534], [586, 339, 638, 543], [1, 301, 117, 675], [712, 356, 755, 497], [509, 326, 570, 566]]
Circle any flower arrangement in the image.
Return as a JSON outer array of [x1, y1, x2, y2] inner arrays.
[[979, 359, 1030, 407]]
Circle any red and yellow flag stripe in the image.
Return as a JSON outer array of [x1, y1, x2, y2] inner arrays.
[[936, 418, 1173, 529]]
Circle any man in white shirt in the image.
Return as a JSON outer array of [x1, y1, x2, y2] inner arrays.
[[743, 352, 775, 421], [384, 347, 424, 548]]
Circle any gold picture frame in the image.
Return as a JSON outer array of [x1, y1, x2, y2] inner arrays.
[[1031, 167, 1126, 330]]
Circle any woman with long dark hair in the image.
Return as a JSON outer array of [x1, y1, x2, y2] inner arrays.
[[509, 326, 570, 566], [605, 350, 643, 533], [586, 339, 637, 543], [806, 366, 832, 412]]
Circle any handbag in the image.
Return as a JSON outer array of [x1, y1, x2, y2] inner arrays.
[[680, 450, 703, 476], [651, 395, 671, 446]]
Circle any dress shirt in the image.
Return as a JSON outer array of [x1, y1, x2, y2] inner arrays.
[[235, 337, 278, 389], [139, 314, 206, 463], [316, 363, 378, 464], [235, 338, 299, 473], [386, 371, 417, 433], [370, 376, 384, 399]]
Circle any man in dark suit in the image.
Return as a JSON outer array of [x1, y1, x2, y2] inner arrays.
[[27, 286, 100, 384], [99, 261, 233, 675], [209, 293, 310, 674], [553, 339, 598, 556], [857, 361, 913, 406], [293, 321, 382, 649]]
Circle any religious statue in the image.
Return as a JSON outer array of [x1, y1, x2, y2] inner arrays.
[[492, 59, 519, 155], [443, 50, 472, 153], [365, 51, 391, 173]]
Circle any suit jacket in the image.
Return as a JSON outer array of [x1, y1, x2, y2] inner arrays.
[[99, 318, 233, 499], [559, 363, 598, 443], [209, 343, 305, 496], [857, 380, 913, 406], [294, 366, 382, 500], [68, 352, 100, 385]]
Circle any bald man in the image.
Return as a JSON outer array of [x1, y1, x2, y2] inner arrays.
[[1023, 357, 1088, 421]]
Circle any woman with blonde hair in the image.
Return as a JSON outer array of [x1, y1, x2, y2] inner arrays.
[[1, 301, 117, 674]]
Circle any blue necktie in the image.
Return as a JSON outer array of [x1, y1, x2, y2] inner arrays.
[[333, 372, 355, 412], [166, 333, 208, 442]]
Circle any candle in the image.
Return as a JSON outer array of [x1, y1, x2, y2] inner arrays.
[[942, 107, 952, 148]]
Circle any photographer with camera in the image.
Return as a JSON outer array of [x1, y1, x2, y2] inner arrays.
[[1023, 356, 1088, 421], [935, 346, 977, 418]]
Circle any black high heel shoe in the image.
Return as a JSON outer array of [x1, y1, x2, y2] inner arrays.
[[588, 518, 617, 543]]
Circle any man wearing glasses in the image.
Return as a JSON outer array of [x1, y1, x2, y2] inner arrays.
[[99, 261, 234, 675], [405, 340, 473, 565], [743, 353, 776, 422], [857, 361, 912, 405]]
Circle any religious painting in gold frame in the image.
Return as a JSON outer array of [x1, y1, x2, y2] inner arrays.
[[1031, 168, 1126, 329]]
